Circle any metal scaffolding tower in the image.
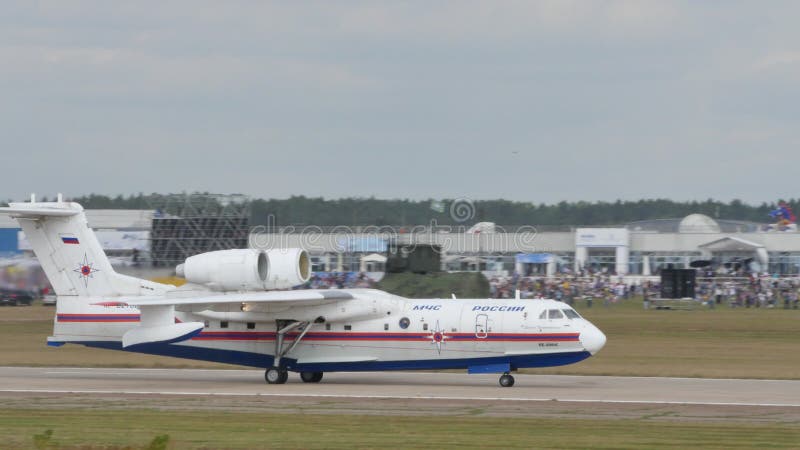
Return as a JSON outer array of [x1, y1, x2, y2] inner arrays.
[[148, 194, 251, 267]]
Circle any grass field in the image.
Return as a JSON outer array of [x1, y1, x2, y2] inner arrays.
[[1, 298, 799, 378], [3, 408, 799, 449], [2, 300, 799, 449]]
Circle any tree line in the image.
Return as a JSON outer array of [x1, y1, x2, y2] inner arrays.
[[18, 194, 795, 227]]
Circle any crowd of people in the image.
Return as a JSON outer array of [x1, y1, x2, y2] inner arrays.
[[488, 274, 645, 305], [695, 276, 800, 309], [302, 272, 377, 290], [488, 273, 800, 309]]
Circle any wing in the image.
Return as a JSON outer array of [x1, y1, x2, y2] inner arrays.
[[109, 289, 354, 348], [117, 289, 353, 307]]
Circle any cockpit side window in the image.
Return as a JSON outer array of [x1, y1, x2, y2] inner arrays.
[[563, 309, 581, 319], [538, 310, 547, 320], [548, 309, 564, 320]]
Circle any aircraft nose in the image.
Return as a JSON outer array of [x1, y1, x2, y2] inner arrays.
[[580, 324, 606, 355]]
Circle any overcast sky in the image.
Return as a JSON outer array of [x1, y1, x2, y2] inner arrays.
[[1, 1, 798, 204]]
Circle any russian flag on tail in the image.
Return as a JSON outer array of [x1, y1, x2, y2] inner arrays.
[[61, 234, 79, 245]]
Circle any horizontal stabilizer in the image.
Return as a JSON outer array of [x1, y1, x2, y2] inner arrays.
[[0, 207, 79, 217], [122, 322, 204, 348]]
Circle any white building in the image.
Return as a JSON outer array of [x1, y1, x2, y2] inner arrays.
[[249, 214, 800, 277]]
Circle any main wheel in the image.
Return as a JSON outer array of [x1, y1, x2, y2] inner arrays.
[[265, 367, 288, 384], [300, 371, 324, 383], [499, 373, 515, 388]]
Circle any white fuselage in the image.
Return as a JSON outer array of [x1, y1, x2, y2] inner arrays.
[[51, 289, 606, 373]]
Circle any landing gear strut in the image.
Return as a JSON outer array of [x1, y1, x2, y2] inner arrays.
[[499, 372, 515, 388], [264, 320, 312, 385]]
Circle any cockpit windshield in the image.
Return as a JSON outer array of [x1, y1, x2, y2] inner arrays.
[[541, 309, 580, 320]]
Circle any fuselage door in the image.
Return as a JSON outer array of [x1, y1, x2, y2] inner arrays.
[[475, 313, 489, 338]]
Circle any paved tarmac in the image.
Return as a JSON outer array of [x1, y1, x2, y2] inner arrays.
[[1, 366, 798, 407]]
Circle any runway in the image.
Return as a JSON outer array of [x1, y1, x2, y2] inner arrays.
[[1, 366, 799, 407]]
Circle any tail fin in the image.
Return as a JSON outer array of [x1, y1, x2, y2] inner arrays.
[[0, 197, 170, 297]]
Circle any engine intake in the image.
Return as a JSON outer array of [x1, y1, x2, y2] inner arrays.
[[264, 248, 311, 290], [176, 248, 310, 291]]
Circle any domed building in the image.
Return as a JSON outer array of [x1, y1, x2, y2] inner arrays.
[[677, 214, 721, 234]]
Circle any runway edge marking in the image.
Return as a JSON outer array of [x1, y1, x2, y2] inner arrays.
[[1, 389, 799, 408], [2, 367, 798, 384]]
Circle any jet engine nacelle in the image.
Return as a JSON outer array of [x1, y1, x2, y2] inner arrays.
[[263, 248, 312, 290], [176, 248, 310, 291]]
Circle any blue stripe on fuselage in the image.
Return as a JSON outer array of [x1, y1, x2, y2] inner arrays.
[[73, 341, 591, 372]]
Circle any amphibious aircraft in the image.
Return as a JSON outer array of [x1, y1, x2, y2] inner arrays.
[[0, 196, 606, 387]]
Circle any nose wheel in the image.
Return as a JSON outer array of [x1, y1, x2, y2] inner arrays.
[[265, 367, 288, 384], [499, 373, 515, 387]]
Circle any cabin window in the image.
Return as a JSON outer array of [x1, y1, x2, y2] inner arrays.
[[384, 323, 389, 331], [563, 309, 580, 319], [203, 320, 210, 328], [325, 323, 331, 331], [399, 317, 410, 329], [423, 323, 429, 331], [344, 325, 352, 331], [547, 310, 564, 320], [538, 311, 547, 320], [247, 322, 256, 329], [220, 321, 229, 328]]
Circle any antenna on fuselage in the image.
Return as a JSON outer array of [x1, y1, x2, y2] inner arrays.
[[451, 293, 457, 299], [515, 289, 521, 300]]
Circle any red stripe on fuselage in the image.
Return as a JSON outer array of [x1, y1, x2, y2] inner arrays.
[[57, 314, 140, 322], [191, 331, 580, 342]]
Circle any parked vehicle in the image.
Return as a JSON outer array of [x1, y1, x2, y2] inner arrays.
[[0, 288, 36, 306]]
